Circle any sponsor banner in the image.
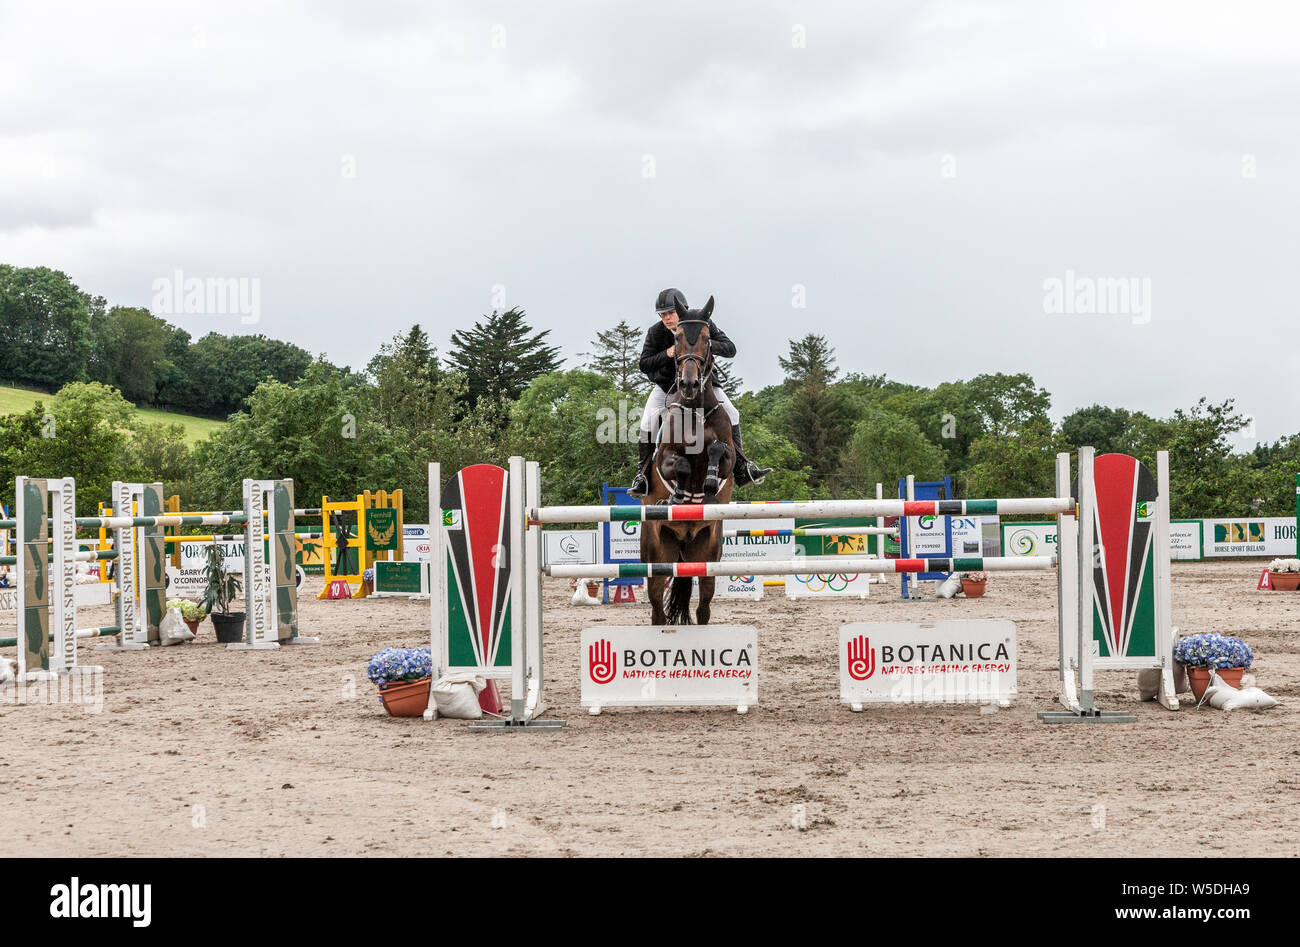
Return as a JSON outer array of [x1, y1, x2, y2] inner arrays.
[[178, 539, 245, 572], [1003, 519, 1206, 560], [1170, 521, 1202, 560], [786, 571, 872, 599], [402, 525, 432, 562], [165, 566, 209, 599], [543, 529, 599, 566], [908, 515, 986, 557], [1001, 522, 1057, 558], [581, 625, 757, 710], [721, 519, 795, 561], [1202, 517, 1296, 558], [839, 620, 1017, 706], [373, 560, 430, 596], [715, 574, 763, 600]]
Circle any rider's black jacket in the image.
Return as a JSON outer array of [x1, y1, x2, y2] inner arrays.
[[639, 320, 735, 393]]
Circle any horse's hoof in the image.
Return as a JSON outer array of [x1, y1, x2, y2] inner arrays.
[[703, 476, 719, 495]]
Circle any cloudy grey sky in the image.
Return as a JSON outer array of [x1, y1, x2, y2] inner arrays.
[[2, 1, 1297, 442]]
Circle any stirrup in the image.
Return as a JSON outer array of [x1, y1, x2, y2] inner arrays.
[[628, 473, 649, 498], [745, 463, 770, 486]]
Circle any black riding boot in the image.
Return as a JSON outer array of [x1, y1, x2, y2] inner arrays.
[[731, 424, 772, 487], [629, 435, 654, 497]]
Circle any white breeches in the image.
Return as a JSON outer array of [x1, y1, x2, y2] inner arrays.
[[639, 387, 740, 435]]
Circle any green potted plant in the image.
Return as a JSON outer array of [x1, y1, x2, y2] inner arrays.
[[166, 597, 209, 636], [1266, 558, 1300, 591], [959, 571, 987, 598], [1173, 633, 1254, 701], [201, 544, 245, 644]]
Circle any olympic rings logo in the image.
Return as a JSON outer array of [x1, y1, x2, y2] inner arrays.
[[793, 572, 853, 592]]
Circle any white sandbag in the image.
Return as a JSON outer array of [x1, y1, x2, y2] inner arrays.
[[158, 607, 195, 646], [430, 672, 487, 719], [1139, 662, 1188, 701], [937, 575, 962, 599], [0, 656, 14, 684], [572, 583, 601, 606], [1201, 671, 1279, 711]]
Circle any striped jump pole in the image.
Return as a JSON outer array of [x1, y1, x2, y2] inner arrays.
[[0, 625, 121, 649], [0, 550, 117, 566], [162, 533, 323, 543], [531, 497, 1075, 524], [724, 526, 898, 538], [546, 555, 1056, 580], [74, 514, 249, 530]]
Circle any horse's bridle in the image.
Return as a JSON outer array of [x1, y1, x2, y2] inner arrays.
[[671, 319, 715, 392]]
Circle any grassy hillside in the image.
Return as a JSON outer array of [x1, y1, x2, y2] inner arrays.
[[0, 386, 226, 443]]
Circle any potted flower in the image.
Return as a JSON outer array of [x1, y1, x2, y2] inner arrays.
[[201, 544, 245, 644], [1266, 558, 1300, 591], [960, 571, 987, 598], [167, 597, 209, 636], [1173, 633, 1254, 701], [367, 647, 433, 717]]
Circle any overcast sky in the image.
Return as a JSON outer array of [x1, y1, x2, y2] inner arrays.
[[2, 1, 1297, 443]]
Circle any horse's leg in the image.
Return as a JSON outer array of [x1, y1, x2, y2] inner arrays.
[[696, 576, 715, 625], [647, 576, 668, 625], [667, 454, 692, 504], [702, 438, 729, 498]]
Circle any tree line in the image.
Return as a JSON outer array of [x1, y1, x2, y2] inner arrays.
[[2, 266, 1296, 522]]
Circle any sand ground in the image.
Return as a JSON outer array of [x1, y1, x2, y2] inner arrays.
[[2, 561, 1296, 857]]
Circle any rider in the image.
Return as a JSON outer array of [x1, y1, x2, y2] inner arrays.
[[628, 288, 771, 498]]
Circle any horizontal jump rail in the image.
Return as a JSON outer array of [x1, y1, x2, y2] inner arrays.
[[0, 625, 121, 649], [545, 555, 1056, 579], [162, 533, 324, 543], [531, 498, 1075, 524], [0, 550, 118, 566], [176, 508, 322, 517], [77, 514, 249, 529], [724, 526, 899, 538]]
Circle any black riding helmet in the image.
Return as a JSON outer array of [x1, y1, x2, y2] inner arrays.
[[655, 287, 687, 313]]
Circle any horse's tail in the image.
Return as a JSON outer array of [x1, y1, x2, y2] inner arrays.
[[664, 576, 694, 625]]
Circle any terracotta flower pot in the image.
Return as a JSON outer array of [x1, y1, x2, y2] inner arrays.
[[379, 677, 432, 717], [961, 578, 987, 598], [1269, 571, 1300, 591], [1186, 666, 1245, 701], [183, 618, 202, 636]]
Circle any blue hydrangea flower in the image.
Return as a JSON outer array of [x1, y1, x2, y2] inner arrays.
[[1173, 633, 1253, 669], [366, 647, 434, 686]]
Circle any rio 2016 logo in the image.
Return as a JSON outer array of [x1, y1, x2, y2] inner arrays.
[[588, 639, 617, 684], [846, 635, 875, 680]]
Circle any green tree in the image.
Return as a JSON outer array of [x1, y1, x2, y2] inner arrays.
[[964, 421, 1071, 506], [191, 364, 401, 510], [446, 308, 562, 406], [0, 265, 93, 390], [87, 306, 176, 404], [366, 325, 442, 431], [582, 320, 647, 395], [778, 333, 838, 386], [832, 407, 948, 497]]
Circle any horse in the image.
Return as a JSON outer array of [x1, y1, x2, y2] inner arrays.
[[640, 295, 736, 625]]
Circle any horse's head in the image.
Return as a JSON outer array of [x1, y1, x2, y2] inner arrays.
[[671, 295, 715, 401]]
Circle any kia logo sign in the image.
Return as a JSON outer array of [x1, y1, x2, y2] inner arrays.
[[588, 639, 617, 684], [846, 635, 875, 681]]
